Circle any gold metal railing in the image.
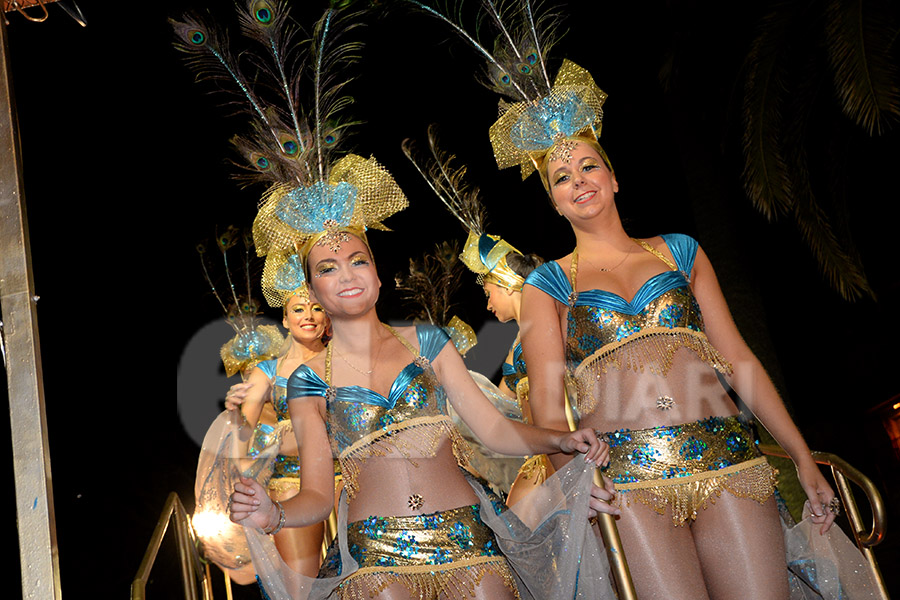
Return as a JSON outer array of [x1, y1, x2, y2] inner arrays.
[[132, 492, 212, 600], [760, 445, 889, 599]]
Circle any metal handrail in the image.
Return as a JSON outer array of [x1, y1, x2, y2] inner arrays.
[[132, 492, 212, 600], [760, 444, 889, 598]]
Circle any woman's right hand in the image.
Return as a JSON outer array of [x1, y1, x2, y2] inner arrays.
[[225, 382, 255, 411], [230, 476, 275, 529]]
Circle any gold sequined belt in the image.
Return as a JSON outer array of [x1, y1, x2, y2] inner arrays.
[[599, 416, 777, 524]]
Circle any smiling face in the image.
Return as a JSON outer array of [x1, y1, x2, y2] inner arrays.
[[547, 141, 619, 223], [282, 294, 328, 345], [307, 233, 381, 318], [484, 282, 519, 323]]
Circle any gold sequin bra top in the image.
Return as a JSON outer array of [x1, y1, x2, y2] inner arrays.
[[523, 234, 733, 415], [286, 324, 470, 499]]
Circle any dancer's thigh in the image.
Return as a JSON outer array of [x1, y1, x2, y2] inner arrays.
[[456, 571, 518, 600], [691, 494, 789, 600], [613, 503, 710, 600]]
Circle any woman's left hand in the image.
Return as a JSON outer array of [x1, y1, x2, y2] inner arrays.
[[797, 460, 839, 535], [559, 428, 609, 466]]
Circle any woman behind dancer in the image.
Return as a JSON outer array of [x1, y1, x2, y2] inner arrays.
[[499, 61, 839, 598], [401, 133, 566, 507], [225, 272, 329, 577]]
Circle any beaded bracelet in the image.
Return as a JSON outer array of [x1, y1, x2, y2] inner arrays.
[[264, 500, 285, 535]]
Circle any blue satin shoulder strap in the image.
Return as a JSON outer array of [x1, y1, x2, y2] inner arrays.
[[660, 233, 699, 277], [523, 261, 571, 305], [416, 323, 452, 362], [256, 358, 277, 379], [286, 363, 329, 400]]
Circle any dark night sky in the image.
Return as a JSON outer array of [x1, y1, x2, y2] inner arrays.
[[3, 0, 898, 597]]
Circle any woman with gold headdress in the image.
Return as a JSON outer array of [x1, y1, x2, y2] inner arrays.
[[223, 261, 329, 577], [408, 1, 873, 596], [172, 3, 614, 597], [493, 58, 842, 599]]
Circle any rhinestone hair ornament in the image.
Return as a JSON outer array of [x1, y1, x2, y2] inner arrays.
[[402, 126, 525, 291], [172, 3, 407, 308]]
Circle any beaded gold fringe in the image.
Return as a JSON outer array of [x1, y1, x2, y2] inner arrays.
[[574, 328, 733, 415], [338, 417, 472, 499], [266, 476, 300, 497], [615, 457, 777, 526], [336, 557, 520, 600]]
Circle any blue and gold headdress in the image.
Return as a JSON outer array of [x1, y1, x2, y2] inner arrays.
[[402, 125, 525, 291], [408, 1, 610, 187], [173, 2, 407, 308], [197, 226, 285, 378]]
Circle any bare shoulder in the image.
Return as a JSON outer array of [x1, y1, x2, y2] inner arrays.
[[553, 252, 574, 273]]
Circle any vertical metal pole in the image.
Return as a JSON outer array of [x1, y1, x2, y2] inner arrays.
[[0, 16, 61, 600]]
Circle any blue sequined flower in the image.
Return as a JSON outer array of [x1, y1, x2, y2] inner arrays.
[[359, 516, 389, 539], [615, 321, 641, 341], [726, 431, 750, 455], [699, 416, 727, 434], [395, 531, 419, 559], [448, 520, 474, 549], [429, 547, 453, 565], [606, 430, 633, 448], [342, 404, 369, 432], [680, 436, 709, 461], [274, 253, 306, 293], [611, 472, 640, 485], [657, 304, 684, 329], [403, 382, 428, 409], [651, 426, 682, 441], [415, 514, 444, 530], [627, 444, 662, 468]]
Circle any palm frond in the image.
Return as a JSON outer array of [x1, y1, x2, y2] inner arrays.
[[824, 0, 900, 135]]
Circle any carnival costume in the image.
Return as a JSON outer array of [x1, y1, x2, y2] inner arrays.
[[409, 0, 883, 595], [175, 4, 617, 598]]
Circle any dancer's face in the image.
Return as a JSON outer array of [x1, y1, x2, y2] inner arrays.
[[282, 295, 328, 345], [547, 142, 618, 222], [484, 282, 518, 323], [307, 234, 381, 318]]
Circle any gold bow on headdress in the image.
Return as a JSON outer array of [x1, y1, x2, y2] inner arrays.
[[489, 60, 609, 182]]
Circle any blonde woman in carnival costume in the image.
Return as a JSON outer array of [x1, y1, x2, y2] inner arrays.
[[223, 262, 330, 577], [411, 0, 883, 597], [174, 3, 617, 598]]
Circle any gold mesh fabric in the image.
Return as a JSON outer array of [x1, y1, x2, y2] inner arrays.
[[259, 251, 312, 307], [252, 153, 408, 260], [446, 315, 478, 356], [488, 60, 608, 179]]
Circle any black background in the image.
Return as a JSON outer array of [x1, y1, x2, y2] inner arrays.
[[3, 0, 899, 597]]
